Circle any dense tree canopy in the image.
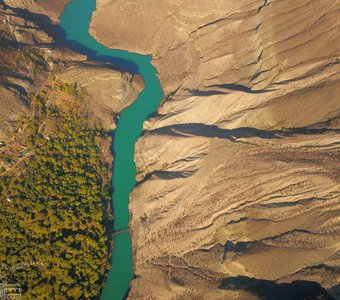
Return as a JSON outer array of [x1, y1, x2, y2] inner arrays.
[[0, 90, 112, 299]]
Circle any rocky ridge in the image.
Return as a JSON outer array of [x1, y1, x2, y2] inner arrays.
[[91, 0, 340, 299], [0, 0, 143, 141]]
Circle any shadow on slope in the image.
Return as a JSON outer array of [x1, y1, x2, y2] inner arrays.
[[0, 1, 139, 73], [219, 276, 335, 300], [207, 83, 276, 94], [327, 284, 340, 300], [148, 123, 339, 141], [149, 123, 280, 140]]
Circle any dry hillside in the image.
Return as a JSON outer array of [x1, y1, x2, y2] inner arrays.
[[0, 0, 143, 141], [91, 0, 340, 299]]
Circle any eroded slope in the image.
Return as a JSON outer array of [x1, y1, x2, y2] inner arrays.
[[91, 0, 340, 299]]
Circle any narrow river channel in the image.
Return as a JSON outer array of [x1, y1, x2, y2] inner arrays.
[[60, 1, 164, 299]]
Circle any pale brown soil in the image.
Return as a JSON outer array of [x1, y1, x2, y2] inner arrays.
[[91, 0, 340, 299]]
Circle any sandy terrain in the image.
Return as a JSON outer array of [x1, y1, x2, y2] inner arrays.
[[130, 129, 339, 299], [91, 0, 340, 299]]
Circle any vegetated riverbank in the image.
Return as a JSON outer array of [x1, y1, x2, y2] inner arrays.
[[0, 1, 145, 298], [0, 72, 113, 299], [60, 1, 164, 299]]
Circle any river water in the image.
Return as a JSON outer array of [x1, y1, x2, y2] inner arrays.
[[60, 1, 163, 299]]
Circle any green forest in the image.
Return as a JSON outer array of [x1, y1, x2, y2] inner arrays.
[[0, 88, 112, 299]]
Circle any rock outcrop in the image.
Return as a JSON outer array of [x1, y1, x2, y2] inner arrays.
[[0, 1, 143, 140], [3, 0, 68, 23], [91, 0, 340, 299]]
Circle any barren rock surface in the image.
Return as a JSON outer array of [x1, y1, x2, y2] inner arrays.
[[0, 1, 143, 140], [91, 0, 340, 299], [60, 64, 143, 130], [91, 0, 340, 95], [3, 0, 69, 23], [130, 128, 339, 299]]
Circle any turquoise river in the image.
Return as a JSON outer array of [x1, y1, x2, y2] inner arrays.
[[60, 1, 163, 299]]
